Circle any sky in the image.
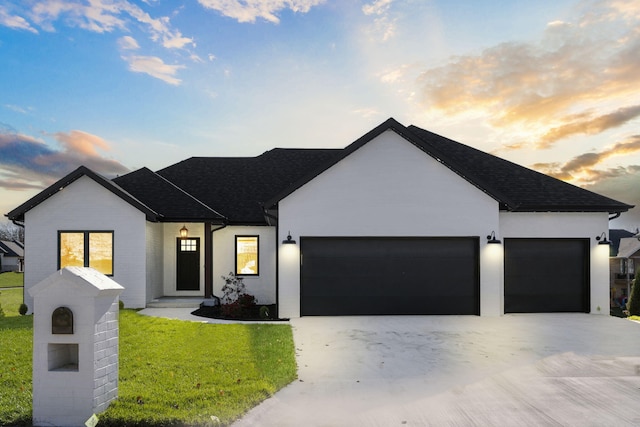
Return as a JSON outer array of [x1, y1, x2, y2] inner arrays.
[[1, 0, 640, 231]]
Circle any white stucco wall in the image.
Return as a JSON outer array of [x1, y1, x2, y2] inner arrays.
[[500, 211, 611, 314], [213, 226, 277, 305], [145, 222, 164, 304], [160, 224, 276, 303], [277, 130, 501, 318], [24, 176, 148, 310]]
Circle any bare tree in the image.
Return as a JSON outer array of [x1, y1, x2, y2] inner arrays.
[[0, 220, 24, 243]]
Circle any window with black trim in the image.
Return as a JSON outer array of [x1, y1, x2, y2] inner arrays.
[[59, 231, 114, 276], [235, 236, 258, 276]]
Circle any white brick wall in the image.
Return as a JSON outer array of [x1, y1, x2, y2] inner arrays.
[[24, 176, 148, 310], [31, 268, 122, 427]]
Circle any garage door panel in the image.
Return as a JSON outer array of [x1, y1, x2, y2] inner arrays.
[[504, 239, 589, 313], [301, 237, 479, 316]]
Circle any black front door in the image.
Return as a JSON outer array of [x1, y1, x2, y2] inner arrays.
[[176, 238, 200, 291]]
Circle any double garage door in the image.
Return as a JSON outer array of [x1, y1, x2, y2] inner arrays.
[[301, 237, 480, 316], [300, 237, 589, 316]]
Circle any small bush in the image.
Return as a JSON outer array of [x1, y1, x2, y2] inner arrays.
[[628, 270, 640, 316], [0, 303, 4, 319], [119, 299, 124, 310], [18, 303, 28, 316], [259, 305, 270, 319]]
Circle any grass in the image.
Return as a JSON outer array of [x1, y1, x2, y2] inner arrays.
[[0, 309, 297, 426], [0, 272, 23, 288], [0, 288, 24, 317]]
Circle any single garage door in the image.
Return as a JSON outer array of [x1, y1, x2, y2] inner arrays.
[[504, 239, 589, 313], [300, 237, 479, 316]]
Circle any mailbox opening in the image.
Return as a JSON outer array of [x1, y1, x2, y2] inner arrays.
[[52, 307, 73, 334], [48, 343, 79, 372]]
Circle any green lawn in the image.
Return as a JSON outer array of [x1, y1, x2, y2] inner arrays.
[[0, 272, 23, 288], [0, 309, 297, 426], [0, 288, 24, 317]]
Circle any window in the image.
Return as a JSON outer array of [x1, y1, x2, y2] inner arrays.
[[59, 231, 113, 275], [236, 236, 258, 275]]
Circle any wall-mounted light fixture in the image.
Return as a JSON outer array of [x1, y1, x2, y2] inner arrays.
[[596, 232, 611, 245], [486, 231, 501, 244], [282, 231, 296, 245], [179, 225, 189, 239]]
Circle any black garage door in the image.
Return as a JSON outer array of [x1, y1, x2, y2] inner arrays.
[[504, 239, 589, 313], [300, 237, 479, 316]]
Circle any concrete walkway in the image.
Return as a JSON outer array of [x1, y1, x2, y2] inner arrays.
[[230, 314, 640, 427]]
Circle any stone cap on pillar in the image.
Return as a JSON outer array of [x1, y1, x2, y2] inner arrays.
[[29, 267, 124, 298]]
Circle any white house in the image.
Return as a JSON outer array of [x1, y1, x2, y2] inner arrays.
[[7, 118, 634, 317]]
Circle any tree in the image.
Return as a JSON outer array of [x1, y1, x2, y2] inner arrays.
[[0, 220, 24, 243], [627, 269, 640, 316]]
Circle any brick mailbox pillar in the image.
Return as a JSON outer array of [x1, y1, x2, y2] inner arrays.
[[29, 267, 124, 427]]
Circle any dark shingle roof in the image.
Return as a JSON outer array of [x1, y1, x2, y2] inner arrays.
[[156, 148, 341, 223], [6, 166, 159, 222], [267, 118, 633, 214], [113, 168, 225, 222], [407, 125, 633, 212]]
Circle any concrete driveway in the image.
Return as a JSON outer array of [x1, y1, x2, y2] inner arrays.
[[232, 314, 640, 427]]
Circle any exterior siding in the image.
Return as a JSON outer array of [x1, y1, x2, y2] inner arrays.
[[145, 222, 164, 304], [213, 226, 276, 305], [499, 211, 610, 314], [278, 130, 500, 318], [23, 176, 148, 311]]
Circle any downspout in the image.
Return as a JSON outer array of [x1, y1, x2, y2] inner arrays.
[[204, 222, 227, 301]]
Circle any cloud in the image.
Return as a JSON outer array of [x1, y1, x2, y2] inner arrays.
[[118, 35, 139, 50], [582, 166, 640, 228], [538, 105, 640, 148], [0, 129, 129, 192], [532, 135, 640, 181], [122, 55, 185, 85], [4, 1, 194, 49], [416, 0, 640, 144], [0, 5, 38, 33], [362, 0, 396, 41], [196, 0, 325, 24]]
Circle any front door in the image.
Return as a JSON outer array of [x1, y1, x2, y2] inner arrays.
[[176, 238, 200, 291]]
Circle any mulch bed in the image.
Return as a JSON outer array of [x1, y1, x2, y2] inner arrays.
[[191, 304, 289, 321]]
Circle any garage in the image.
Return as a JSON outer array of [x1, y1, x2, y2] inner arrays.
[[300, 237, 479, 316], [504, 239, 590, 313]]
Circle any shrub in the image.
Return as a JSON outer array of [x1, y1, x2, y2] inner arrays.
[[18, 303, 28, 316], [119, 299, 125, 310], [628, 269, 640, 316], [220, 272, 246, 304], [0, 303, 4, 319]]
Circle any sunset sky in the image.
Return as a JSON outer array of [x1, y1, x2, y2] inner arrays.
[[1, 0, 640, 230]]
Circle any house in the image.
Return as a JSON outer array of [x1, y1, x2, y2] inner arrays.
[[0, 240, 24, 273], [6, 118, 634, 317], [610, 232, 640, 307]]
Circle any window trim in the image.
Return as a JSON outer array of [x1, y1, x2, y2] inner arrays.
[[235, 235, 259, 276], [58, 230, 114, 276]]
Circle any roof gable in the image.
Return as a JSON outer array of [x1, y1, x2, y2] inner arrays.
[[0, 240, 24, 257], [6, 166, 159, 222], [267, 118, 633, 214]]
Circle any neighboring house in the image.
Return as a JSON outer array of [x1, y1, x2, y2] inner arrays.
[[611, 232, 640, 307], [0, 240, 24, 273], [6, 118, 634, 317]]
